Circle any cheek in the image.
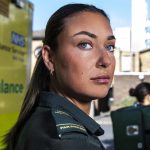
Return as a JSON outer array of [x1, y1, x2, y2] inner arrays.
[[55, 51, 82, 78], [58, 54, 93, 90], [66, 56, 88, 79], [109, 56, 115, 86], [109, 54, 116, 72], [70, 54, 96, 79], [112, 55, 116, 71]]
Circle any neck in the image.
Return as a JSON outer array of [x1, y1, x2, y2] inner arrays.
[[50, 88, 92, 114], [142, 95, 150, 106], [70, 99, 91, 115], [60, 93, 91, 114]]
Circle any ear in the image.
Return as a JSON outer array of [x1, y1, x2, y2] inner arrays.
[[42, 45, 54, 72]]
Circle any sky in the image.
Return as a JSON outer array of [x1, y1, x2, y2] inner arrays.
[[29, 0, 150, 31]]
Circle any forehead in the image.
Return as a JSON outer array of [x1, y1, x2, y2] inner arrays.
[[61, 11, 112, 37]]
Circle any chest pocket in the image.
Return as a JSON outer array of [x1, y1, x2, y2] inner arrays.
[[52, 109, 88, 140]]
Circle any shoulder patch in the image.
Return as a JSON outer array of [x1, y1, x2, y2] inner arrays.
[[52, 109, 87, 137]]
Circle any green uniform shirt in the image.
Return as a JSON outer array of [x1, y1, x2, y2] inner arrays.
[[15, 92, 105, 150]]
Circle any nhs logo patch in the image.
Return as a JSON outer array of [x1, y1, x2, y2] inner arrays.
[[11, 32, 25, 47]]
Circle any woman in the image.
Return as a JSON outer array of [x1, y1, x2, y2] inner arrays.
[[5, 3, 116, 150], [129, 82, 150, 107]]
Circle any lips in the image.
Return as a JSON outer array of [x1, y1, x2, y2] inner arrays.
[[90, 75, 110, 84]]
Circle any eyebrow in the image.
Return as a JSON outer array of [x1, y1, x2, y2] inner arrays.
[[73, 31, 97, 38], [107, 35, 116, 40], [72, 31, 116, 40]]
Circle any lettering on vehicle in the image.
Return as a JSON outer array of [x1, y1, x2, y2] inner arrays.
[[0, 80, 24, 94], [11, 32, 25, 47]]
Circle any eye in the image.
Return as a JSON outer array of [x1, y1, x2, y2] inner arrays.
[[77, 42, 92, 50], [105, 45, 115, 52]]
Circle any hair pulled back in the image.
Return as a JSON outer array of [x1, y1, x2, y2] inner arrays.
[[4, 3, 109, 149], [129, 82, 150, 103], [43, 3, 109, 49]]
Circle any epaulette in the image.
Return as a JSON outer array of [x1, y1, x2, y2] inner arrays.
[[51, 108, 88, 138]]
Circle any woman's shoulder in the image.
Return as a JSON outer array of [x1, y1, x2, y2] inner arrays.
[[20, 106, 88, 138], [15, 106, 104, 150], [20, 107, 58, 137], [51, 108, 88, 139]]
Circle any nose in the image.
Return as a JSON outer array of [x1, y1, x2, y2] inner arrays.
[[96, 48, 112, 68]]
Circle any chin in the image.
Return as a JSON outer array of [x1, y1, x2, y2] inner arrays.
[[91, 89, 109, 99], [74, 86, 110, 101]]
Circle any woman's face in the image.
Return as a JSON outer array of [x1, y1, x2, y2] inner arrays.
[[52, 11, 116, 101]]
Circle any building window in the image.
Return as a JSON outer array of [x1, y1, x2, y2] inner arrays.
[[145, 26, 150, 33], [145, 39, 150, 48]]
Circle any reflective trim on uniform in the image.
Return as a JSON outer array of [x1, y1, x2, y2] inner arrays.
[[56, 123, 86, 132], [54, 110, 71, 117], [39, 92, 104, 136], [51, 108, 88, 137]]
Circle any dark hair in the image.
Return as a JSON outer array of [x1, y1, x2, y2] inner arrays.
[[4, 3, 110, 149], [43, 3, 109, 49], [129, 82, 150, 103]]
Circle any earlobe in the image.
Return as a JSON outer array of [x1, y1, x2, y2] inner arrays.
[[42, 45, 54, 71]]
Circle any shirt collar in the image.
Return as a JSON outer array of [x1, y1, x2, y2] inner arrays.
[[38, 91, 104, 136]]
